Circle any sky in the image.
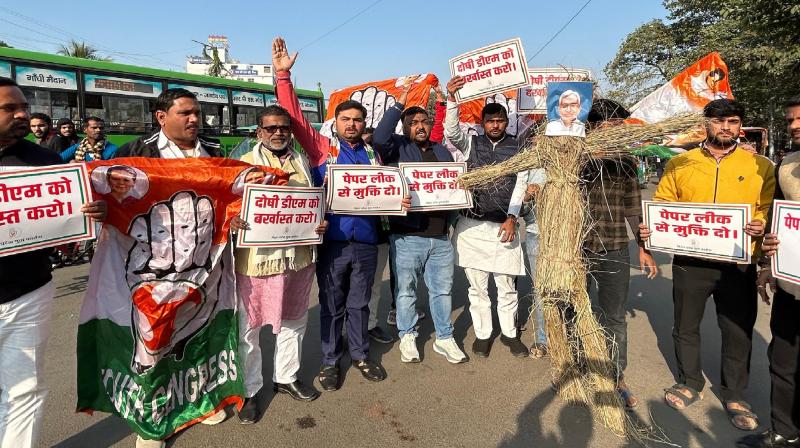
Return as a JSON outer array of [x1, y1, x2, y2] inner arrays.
[[0, 0, 667, 94]]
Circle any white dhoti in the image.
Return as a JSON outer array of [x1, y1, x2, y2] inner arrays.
[[453, 216, 524, 339]]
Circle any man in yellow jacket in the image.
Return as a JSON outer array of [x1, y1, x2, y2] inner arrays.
[[641, 99, 775, 431]]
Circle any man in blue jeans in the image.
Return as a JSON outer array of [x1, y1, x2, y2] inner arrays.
[[372, 80, 468, 364]]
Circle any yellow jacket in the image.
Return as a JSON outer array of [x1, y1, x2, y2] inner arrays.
[[653, 146, 776, 256]]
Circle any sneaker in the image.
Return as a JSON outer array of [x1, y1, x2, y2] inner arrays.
[[399, 333, 420, 363], [386, 309, 426, 326], [368, 326, 395, 343], [500, 334, 528, 358], [136, 436, 166, 448], [433, 337, 468, 364], [200, 408, 227, 425]]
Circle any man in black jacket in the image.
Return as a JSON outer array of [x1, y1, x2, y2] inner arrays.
[[372, 79, 468, 365], [116, 88, 222, 158], [0, 77, 106, 448], [445, 76, 528, 359]]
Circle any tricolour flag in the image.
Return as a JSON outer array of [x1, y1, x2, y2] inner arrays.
[[76, 158, 287, 440]]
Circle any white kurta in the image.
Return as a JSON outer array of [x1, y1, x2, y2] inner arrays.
[[452, 216, 525, 276]]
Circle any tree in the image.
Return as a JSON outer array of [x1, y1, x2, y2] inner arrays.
[[203, 46, 226, 78], [0, 41, 11, 48], [604, 0, 800, 144], [58, 40, 111, 61]]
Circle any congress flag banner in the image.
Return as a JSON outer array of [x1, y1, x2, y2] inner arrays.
[[321, 74, 439, 137], [76, 158, 287, 440], [630, 52, 733, 124]]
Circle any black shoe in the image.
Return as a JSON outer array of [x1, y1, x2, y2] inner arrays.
[[472, 338, 491, 358], [500, 334, 529, 358], [318, 365, 340, 391], [352, 359, 387, 382], [237, 396, 262, 425], [737, 430, 800, 448], [368, 327, 395, 344], [273, 380, 321, 402]]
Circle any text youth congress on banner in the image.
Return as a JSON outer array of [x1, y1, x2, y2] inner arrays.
[[449, 38, 530, 103], [0, 164, 94, 256], [238, 185, 324, 247], [399, 162, 472, 211], [771, 200, 800, 287], [642, 201, 751, 263], [326, 165, 407, 216]]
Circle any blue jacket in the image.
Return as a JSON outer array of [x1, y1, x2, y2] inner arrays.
[[60, 140, 118, 162], [313, 139, 381, 244], [373, 103, 455, 233]]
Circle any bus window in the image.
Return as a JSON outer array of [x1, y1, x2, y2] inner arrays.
[[233, 105, 260, 132], [200, 103, 230, 134], [84, 93, 154, 134], [302, 110, 321, 124], [21, 87, 79, 121]]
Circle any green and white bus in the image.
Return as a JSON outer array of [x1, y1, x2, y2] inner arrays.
[[0, 47, 325, 155]]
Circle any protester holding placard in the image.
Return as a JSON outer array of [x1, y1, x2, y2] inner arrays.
[[372, 77, 468, 365], [641, 99, 776, 431], [230, 105, 325, 424], [273, 37, 409, 390], [111, 87, 227, 448], [0, 77, 106, 448], [445, 76, 528, 358], [737, 95, 800, 448]]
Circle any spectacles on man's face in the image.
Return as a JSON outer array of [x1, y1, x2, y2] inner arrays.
[[260, 125, 291, 134], [709, 118, 742, 126]]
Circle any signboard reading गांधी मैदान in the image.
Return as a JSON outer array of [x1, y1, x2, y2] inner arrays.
[[642, 200, 751, 263], [0, 164, 94, 256], [237, 185, 324, 248], [326, 165, 408, 216], [449, 38, 531, 103]]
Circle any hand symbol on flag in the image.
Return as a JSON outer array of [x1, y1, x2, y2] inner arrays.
[[349, 86, 397, 129], [125, 191, 219, 374]]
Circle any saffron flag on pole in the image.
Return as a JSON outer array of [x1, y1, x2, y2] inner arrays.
[[76, 158, 287, 440]]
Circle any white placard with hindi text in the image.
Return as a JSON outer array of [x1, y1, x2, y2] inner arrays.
[[326, 165, 407, 216], [642, 201, 751, 263], [449, 38, 530, 103], [0, 164, 94, 256], [771, 200, 800, 286], [237, 185, 324, 248], [399, 162, 472, 211]]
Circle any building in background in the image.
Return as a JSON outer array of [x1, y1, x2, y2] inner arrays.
[[186, 35, 272, 85]]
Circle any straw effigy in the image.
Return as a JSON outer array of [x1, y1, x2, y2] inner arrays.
[[458, 113, 704, 440]]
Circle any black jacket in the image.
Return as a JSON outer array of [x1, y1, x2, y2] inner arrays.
[[462, 134, 520, 223], [0, 139, 62, 304], [116, 131, 223, 158], [373, 103, 456, 233]]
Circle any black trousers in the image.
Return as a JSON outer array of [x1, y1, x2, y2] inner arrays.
[[672, 255, 757, 402], [587, 245, 631, 380], [770, 286, 800, 437]]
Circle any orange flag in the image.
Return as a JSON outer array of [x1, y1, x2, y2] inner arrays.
[[323, 74, 439, 130]]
